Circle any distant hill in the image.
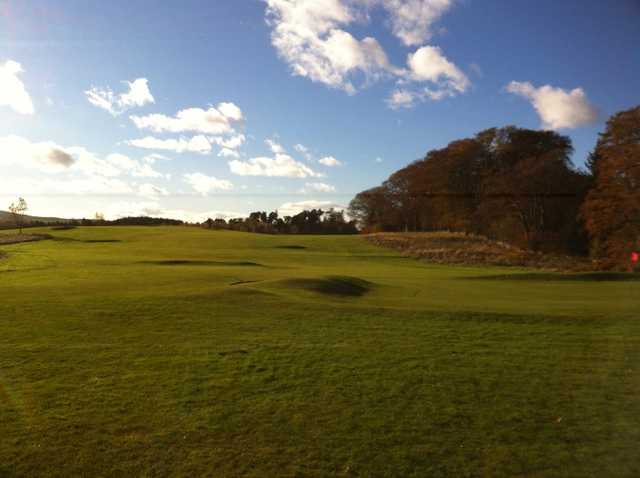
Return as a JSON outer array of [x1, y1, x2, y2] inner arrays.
[[0, 210, 69, 225]]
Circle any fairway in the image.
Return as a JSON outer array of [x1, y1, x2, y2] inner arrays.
[[1, 226, 639, 477]]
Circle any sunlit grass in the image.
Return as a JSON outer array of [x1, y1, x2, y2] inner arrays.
[[1, 226, 639, 476]]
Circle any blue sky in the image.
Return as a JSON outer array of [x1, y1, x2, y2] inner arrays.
[[0, 0, 638, 220]]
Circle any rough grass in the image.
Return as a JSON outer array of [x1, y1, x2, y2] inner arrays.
[[466, 272, 640, 282], [0, 233, 51, 245], [0, 226, 639, 477], [367, 232, 598, 271]]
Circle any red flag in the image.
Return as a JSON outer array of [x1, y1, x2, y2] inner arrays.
[[632, 252, 639, 264]]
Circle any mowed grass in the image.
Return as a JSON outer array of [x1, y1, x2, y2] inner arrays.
[[1, 226, 639, 477]]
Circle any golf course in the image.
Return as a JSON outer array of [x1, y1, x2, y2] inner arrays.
[[1, 226, 639, 477]]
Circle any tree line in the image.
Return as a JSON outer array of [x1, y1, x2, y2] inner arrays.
[[349, 106, 640, 268], [203, 209, 358, 235]]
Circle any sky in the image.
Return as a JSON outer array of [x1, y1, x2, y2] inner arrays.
[[0, 0, 638, 221]]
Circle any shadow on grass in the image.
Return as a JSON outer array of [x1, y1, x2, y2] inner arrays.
[[51, 225, 76, 231], [52, 237, 122, 244], [141, 260, 264, 267], [463, 272, 640, 282], [275, 245, 307, 250], [284, 275, 374, 297]]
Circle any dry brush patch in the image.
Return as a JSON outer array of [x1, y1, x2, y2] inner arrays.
[[366, 232, 601, 271], [0, 233, 52, 246]]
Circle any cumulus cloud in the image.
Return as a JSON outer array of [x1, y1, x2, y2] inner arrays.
[[184, 172, 234, 195], [318, 156, 343, 167], [0, 135, 78, 173], [381, 0, 453, 46], [300, 182, 336, 193], [229, 154, 322, 178], [506, 81, 599, 130], [0, 135, 170, 197], [386, 45, 470, 108], [0, 60, 34, 115], [126, 135, 212, 154], [229, 139, 323, 178], [265, 0, 396, 93], [264, 0, 465, 104], [278, 200, 346, 216], [130, 103, 244, 135], [407, 46, 469, 92], [85, 78, 154, 116]]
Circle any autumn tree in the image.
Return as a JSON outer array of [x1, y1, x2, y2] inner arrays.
[[582, 106, 640, 266]]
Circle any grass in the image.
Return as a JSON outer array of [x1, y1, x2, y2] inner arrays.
[[1, 226, 639, 477]]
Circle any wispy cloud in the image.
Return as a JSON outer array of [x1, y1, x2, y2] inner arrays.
[[86, 78, 154, 116]]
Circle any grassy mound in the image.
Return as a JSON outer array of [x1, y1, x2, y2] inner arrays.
[[284, 275, 374, 297]]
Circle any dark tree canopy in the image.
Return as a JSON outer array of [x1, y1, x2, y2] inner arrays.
[[350, 126, 591, 253], [582, 106, 640, 266]]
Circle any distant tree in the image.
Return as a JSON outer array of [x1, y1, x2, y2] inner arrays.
[[94, 212, 105, 221], [8, 197, 28, 234], [582, 106, 640, 266], [213, 218, 228, 229], [204, 218, 214, 229]]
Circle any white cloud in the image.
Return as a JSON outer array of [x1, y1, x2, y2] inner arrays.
[[138, 183, 169, 199], [375, 157, 383, 163], [218, 148, 240, 158], [265, 138, 286, 154], [387, 46, 470, 108], [184, 172, 234, 195], [130, 103, 243, 135], [506, 81, 599, 130], [318, 156, 343, 167], [278, 200, 346, 216], [382, 0, 453, 46], [0, 176, 134, 197], [386, 88, 419, 109], [142, 153, 171, 164], [229, 154, 323, 178], [85, 78, 154, 116], [126, 135, 212, 154], [265, 0, 395, 93], [105, 153, 165, 178], [0, 60, 34, 115], [213, 134, 246, 150], [300, 182, 336, 193], [0, 135, 172, 198], [407, 45, 469, 91], [264, 0, 465, 104]]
